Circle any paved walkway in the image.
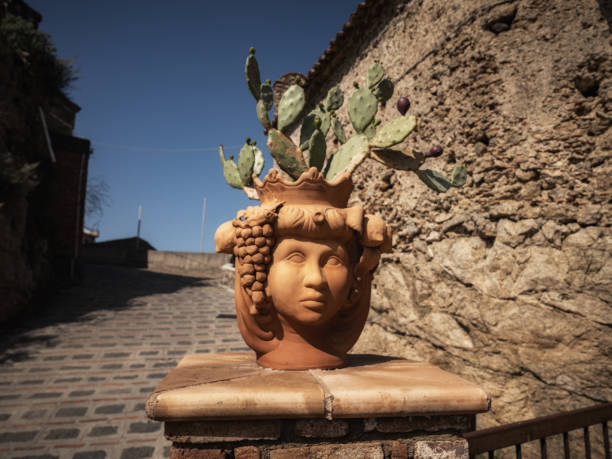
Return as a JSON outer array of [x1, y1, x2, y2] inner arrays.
[[0, 264, 244, 459]]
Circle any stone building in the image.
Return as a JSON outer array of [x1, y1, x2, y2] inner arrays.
[[283, 0, 611, 431]]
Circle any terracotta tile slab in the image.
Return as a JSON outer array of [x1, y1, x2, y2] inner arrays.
[[147, 354, 324, 421], [312, 359, 489, 418]]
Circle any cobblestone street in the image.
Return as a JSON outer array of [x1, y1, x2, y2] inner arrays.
[[0, 264, 244, 459]]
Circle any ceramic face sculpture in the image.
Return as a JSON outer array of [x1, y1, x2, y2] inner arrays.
[[215, 168, 391, 370]]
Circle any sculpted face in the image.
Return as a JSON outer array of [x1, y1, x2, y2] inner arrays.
[[265, 236, 353, 327]]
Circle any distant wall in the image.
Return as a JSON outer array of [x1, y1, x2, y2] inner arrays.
[[81, 245, 230, 273], [146, 251, 231, 273]]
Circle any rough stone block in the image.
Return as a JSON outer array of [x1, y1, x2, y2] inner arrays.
[[234, 445, 259, 459], [165, 420, 281, 443], [170, 446, 227, 459], [375, 415, 473, 433], [391, 441, 409, 459], [270, 442, 384, 459], [295, 419, 349, 438], [413, 439, 468, 459]]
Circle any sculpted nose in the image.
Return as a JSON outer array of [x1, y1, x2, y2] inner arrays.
[[303, 260, 325, 289]]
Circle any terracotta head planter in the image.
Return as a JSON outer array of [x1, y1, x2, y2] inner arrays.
[[215, 168, 391, 369], [214, 49, 466, 369]]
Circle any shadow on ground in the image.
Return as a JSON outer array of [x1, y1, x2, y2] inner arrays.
[[0, 263, 219, 363]]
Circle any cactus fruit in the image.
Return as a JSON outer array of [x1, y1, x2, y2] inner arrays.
[[245, 47, 261, 101], [372, 78, 394, 103], [369, 116, 416, 149], [370, 148, 422, 171], [308, 127, 326, 170], [366, 62, 384, 89], [325, 86, 344, 111], [260, 80, 273, 111], [451, 163, 467, 187], [416, 169, 452, 193], [257, 99, 272, 130], [267, 129, 307, 180], [332, 117, 347, 144], [219, 145, 244, 189], [397, 97, 410, 115], [325, 134, 369, 181], [238, 141, 256, 185], [277, 84, 305, 133], [348, 87, 378, 133], [427, 145, 443, 158]]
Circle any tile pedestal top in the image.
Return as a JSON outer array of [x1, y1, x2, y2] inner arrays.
[[145, 352, 489, 421]]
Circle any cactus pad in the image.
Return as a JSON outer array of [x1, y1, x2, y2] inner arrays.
[[451, 163, 467, 187], [260, 81, 274, 111], [253, 146, 265, 176], [267, 129, 307, 180], [219, 145, 244, 189], [366, 62, 384, 89], [364, 122, 377, 140], [373, 78, 394, 103], [308, 128, 326, 170], [325, 134, 369, 181], [370, 148, 422, 171], [277, 84, 305, 133], [332, 117, 347, 144], [257, 99, 272, 130], [416, 169, 452, 193], [238, 142, 256, 185], [348, 88, 378, 133], [369, 116, 416, 148], [325, 86, 344, 111], [245, 49, 261, 101]]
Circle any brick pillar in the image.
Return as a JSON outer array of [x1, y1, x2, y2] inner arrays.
[[146, 353, 489, 459]]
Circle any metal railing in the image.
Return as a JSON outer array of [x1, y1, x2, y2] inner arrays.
[[464, 402, 612, 458]]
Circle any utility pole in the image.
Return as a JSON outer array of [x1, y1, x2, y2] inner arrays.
[[200, 197, 207, 253], [136, 204, 142, 248]]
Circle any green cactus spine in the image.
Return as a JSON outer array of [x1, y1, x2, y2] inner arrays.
[[219, 145, 244, 189], [237, 141, 256, 185], [348, 87, 378, 133], [267, 128, 307, 180], [325, 134, 369, 181], [277, 84, 305, 133], [369, 116, 416, 148], [325, 86, 344, 111], [366, 62, 384, 89], [245, 47, 261, 101]]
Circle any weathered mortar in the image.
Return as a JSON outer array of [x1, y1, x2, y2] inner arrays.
[[292, 0, 611, 433]]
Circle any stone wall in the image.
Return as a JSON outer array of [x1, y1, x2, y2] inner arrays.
[[297, 0, 611, 429]]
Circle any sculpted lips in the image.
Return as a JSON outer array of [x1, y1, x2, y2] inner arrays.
[[299, 292, 326, 309]]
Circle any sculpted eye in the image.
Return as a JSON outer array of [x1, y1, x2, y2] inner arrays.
[[285, 252, 305, 263], [325, 255, 345, 267]]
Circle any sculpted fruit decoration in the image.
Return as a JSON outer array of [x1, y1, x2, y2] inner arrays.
[[214, 49, 466, 370]]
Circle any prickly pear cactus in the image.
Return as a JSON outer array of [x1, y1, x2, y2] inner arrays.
[[366, 62, 384, 89], [267, 128, 307, 179], [325, 134, 369, 181], [369, 116, 416, 149], [348, 88, 378, 133], [218, 48, 466, 198], [245, 48, 261, 101], [277, 84, 305, 133], [238, 141, 256, 185]]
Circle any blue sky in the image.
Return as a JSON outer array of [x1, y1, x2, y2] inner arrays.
[[28, 0, 361, 252]]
